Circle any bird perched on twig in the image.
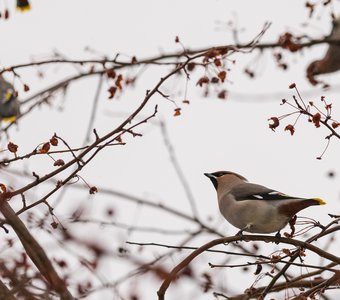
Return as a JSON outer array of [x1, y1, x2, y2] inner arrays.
[[307, 16, 340, 85], [204, 171, 326, 236], [0, 75, 20, 122]]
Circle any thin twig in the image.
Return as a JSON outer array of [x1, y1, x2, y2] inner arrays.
[[159, 121, 199, 219], [84, 74, 104, 144]]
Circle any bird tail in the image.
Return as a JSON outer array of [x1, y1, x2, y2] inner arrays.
[[310, 198, 326, 205], [16, 0, 31, 11]]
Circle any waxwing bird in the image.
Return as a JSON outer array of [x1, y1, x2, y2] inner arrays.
[[0, 76, 20, 122], [16, 0, 31, 11], [204, 171, 326, 236], [307, 16, 340, 84]]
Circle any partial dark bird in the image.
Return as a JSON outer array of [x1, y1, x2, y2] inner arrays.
[[307, 17, 340, 85], [0, 76, 20, 122], [16, 0, 31, 12]]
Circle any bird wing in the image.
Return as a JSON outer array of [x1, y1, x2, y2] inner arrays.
[[230, 183, 299, 201]]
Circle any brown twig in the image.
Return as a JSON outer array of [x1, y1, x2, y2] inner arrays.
[[157, 234, 340, 300], [0, 199, 74, 299], [2, 37, 340, 75]]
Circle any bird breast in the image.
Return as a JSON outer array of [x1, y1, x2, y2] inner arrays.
[[218, 195, 290, 233]]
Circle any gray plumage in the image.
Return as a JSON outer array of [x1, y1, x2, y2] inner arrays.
[[205, 171, 326, 235]]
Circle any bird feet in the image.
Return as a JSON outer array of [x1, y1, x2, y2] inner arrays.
[[274, 231, 281, 244], [236, 229, 244, 237], [236, 225, 251, 238]]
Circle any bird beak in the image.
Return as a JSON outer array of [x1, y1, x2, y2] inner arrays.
[[204, 173, 218, 190], [204, 173, 215, 179]]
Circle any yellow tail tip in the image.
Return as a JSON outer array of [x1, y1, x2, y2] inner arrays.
[[16, 5, 31, 11], [16, 1, 31, 12], [2, 116, 17, 122], [312, 198, 326, 205]]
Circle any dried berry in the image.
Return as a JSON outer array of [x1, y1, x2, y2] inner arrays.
[[39, 142, 50, 154], [89, 186, 98, 194], [174, 108, 181, 116], [7, 142, 18, 153], [50, 135, 58, 146], [268, 117, 280, 131], [284, 124, 295, 136], [54, 159, 65, 167]]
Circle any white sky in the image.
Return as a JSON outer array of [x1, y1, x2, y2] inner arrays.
[[0, 1, 339, 299]]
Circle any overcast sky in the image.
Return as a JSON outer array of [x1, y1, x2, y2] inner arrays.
[[1, 1, 339, 299]]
